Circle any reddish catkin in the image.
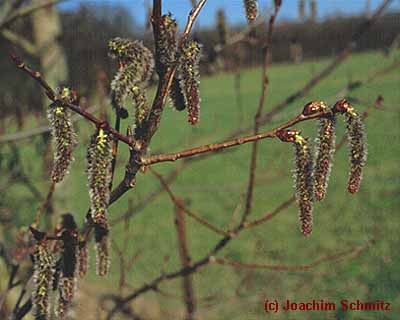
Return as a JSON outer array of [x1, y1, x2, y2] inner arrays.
[[47, 88, 78, 183], [179, 40, 202, 125], [243, 0, 258, 23], [302, 101, 336, 201], [334, 99, 367, 193], [277, 130, 314, 236], [32, 237, 54, 320], [77, 241, 89, 278]]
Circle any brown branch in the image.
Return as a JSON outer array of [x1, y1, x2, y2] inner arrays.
[[174, 199, 196, 320], [210, 242, 372, 271], [33, 181, 56, 226], [0, 105, 98, 144], [242, 3, 281, 225], [150, 168, 229, 237], [243, 196, 295, 229], [143, 110, 331, 166], [10, 54, 136, 147], [109, 0, 207, 206]]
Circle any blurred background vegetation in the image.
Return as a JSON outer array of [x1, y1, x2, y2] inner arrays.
[[0, 0, 399, 319]]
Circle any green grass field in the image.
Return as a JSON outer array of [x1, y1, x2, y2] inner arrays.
[[1, 50, 400, 319]]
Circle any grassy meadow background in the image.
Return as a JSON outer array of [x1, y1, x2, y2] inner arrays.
[[1, 50, 400, 319]]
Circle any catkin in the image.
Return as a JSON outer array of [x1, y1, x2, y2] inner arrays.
[[94, 224, 110, 277], [87, 128, 113, 276], [109, 38, 154, 110], [243, 0, 258, 23], [47, 102, 77, 183], [314, 115, 336, 201], [344, 110, 367, 193], [32, 238, 54, 320], [77, 241, 89, 278], [158, 13, 178, 66], [276, 130, 314, 236], [87, 128, 113, 228], [179, 40, 202, 125], [333, 99, 367, 194], [293, 135, 314, 236]]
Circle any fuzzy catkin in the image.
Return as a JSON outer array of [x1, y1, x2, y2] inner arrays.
[[131, 85, 149, 126], [293, 135, 314, 236], [87, 128, 113, 228], [345, 110, 367, 194], [314, 115, 336, 201], [77, 241, 89, 278], [47, 102, 77, 183], [109, 38, 154, 109], [87, 129, 112, 276], [94, 224, 110, 277], [243, 0, 258, 23], [158, 13, 178, 66], [55, 296, 69, 320], [32, 239, 54, 320], [179, 40, 202, 125]]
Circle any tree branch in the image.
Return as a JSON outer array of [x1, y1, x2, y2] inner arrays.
[[242, 3, 281, 225]]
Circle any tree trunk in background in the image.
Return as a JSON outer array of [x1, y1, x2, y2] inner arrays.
[[298, 0, 305, 21], [310, 0, 317, 23], [31, 0, 68, 221], [365, 0, 371, 17]]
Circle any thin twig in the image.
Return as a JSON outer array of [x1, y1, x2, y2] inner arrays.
[[210, 242, 371, 271], [174, 198, 196, 320], [0, 106, 98, 144], [142, 111, 330, 166], [10, 54, 135, 147], [33, 181, 56, 226], [242, 3, 281, 225]]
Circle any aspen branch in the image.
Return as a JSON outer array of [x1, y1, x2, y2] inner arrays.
[[10, 54, 135, 146], [142, 110, 331, 166]]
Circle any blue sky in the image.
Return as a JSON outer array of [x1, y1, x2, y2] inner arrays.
[[59, 0, 400, 27]]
